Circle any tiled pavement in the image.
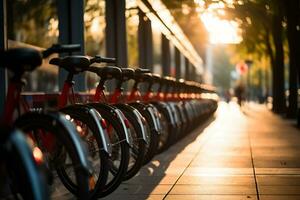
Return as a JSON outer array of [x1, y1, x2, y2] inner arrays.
[[103, 102, 300, 200]]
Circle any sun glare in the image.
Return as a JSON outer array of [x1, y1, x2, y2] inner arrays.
[[201, 13, 242, 44], [195, 0, 242, 44]]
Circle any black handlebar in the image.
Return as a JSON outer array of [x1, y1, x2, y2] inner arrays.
[[90, 55, 116, 64], [135, 68, 150, 74], [42, 44, 81, 58]]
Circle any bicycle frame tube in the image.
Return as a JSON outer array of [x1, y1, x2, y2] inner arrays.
[[92, 79, 134, 146], [94, 84, 107, 102], [60, 80, 113, 154], [127, 81, 161, 134], [142, 82, 153, 103], [2, 81, 22, 125], [128, 88, 137, 102], [110, 88, 122, 104], [58, 81, 75, 109]]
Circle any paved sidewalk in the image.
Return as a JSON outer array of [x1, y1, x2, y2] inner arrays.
[[104, 102, 300, 200]]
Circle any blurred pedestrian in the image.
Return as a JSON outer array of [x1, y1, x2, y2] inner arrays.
[[234, 83, 245, 107]]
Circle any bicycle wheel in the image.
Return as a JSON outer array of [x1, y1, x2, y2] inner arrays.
[[0, 127, 49, 200], [15, 112, 90, 200], [115, 104, 146, 180], [86, 103, 130, 197], [58, 105, 109, 199], [151, 102, 175, 153], [129, 102, 159, 165]]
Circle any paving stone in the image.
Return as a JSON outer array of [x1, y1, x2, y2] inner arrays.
[[190, 156, 252, 168], [165, 195, 257, 200], [177, 175, 255, 185], [256, 175, 300, 185], [102, 194, 164, 200], [255, 168, 300, 175], [183, 167, 254, 176], [124, 175, 179, 185], [253, 156, 300, 168], [259, 195, 300, 200], [259, 186, 300, 195], [110, 184, 173, 195], [169, 185, 257, 195]]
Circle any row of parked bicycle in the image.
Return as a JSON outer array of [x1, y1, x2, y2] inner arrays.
[[0, 44, 218, 200]]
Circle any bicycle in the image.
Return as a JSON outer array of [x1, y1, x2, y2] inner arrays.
[[1, 45, 92, 199], [49, 55, 132, 197]]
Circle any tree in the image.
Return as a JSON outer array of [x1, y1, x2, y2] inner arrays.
[[284, 0, 300, 122], [218, 0, 287, 113]]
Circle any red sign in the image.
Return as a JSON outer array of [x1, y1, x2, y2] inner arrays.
[[236, 62, 248, 75]]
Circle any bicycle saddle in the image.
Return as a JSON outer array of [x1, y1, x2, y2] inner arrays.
[[49, 56, 91, 74], [151, 74, 161, 83], [134, 68, 150, 80], [121, 68, 135, 81], [135, 68, 150, 74], [162, 76, 175, 85], [88, 66, 122, 79], [135, 72, 152, 82], [0, 48, 42, 73]]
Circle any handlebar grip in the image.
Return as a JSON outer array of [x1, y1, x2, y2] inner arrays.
[[57, 44, 81, 52], [95, 55, 116, 63], [42, 44, 81, 58], [136, 68, 150, 73]]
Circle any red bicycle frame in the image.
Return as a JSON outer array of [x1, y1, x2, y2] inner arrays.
[[58, 80, 76, 109], [2, 81, 23, 125]]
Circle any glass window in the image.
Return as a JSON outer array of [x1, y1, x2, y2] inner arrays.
[[84, 0, 106, 91], [7, 0, 59, 92]]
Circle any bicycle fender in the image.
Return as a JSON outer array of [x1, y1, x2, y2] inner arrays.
[[168, 103, 181, 127], [15, 111, 91, 175], [60, 104, 112, 155], [129, 102, 160, 135], [132, 108, 149, 142], [87, 103, 133, 147], [147, 104, 162, 133], [145, 105, 159, 133], [154, 102, 176, 126], [6, 128, 48, 200]]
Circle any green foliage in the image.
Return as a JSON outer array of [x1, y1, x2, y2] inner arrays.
[[8, 0, 58, 47], [212, 45, 235, 91]]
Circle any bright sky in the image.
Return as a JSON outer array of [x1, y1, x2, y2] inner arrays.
[[195, 0, 242, 44]]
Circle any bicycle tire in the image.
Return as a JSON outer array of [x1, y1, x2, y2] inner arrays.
[[15, 112, 90, 200], [86, 103, 130, 197], [129, 103, 159, 165], [151, 102, 175, 153], [1, 127, 49, 200], [114, 104, 146, 180], [58, 105, 109, 199]]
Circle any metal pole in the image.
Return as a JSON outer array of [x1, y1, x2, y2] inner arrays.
[[185, 57, 190, 80], [162, 34, 170, 76], [138, 10, 153, 71], [58, 0, 85, 91], [0, 0, 7, 114], [106, 0, 128, 68], [175, 47, 181, 79]]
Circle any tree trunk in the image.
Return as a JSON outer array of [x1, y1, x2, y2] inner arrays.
[[285, 0, 299, 119], [271, 8, 286, 114], [265, 28, 275, 102]]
